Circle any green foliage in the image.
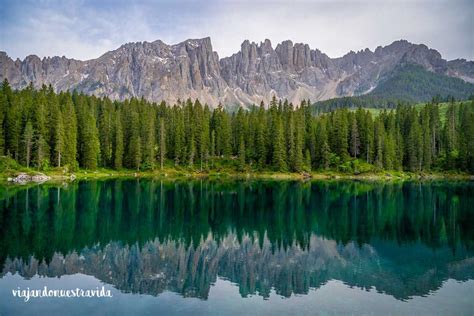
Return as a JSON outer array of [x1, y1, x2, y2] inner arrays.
[[238, 135, 246, 171], [113, 109, 124, 169], [76, 96, 100, 169], [337, 159, 376, 174], [272, 116, 287, 171], [0, 80, 472, 173], [0, 155, 20, 172]]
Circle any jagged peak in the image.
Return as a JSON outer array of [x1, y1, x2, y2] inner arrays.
[[151, 39, 165, 45], [238, 39, 275, 54], [276, 40, 294, 49], [341, 50, 356, 58], [24, 54, 41, 61], [390, 39, 411, 45], [177, 37, 212, 48], [42, 55, 71, 62], [261, 39, 272, 47], [0, 51, 10, 60], [240, 39, 261, 49]]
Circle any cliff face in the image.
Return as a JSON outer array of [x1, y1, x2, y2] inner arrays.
[[1, 38, 473, 106], [0, 38, 228, 105]]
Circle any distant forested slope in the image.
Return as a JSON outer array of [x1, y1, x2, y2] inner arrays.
[[313, 64, 474, 113]]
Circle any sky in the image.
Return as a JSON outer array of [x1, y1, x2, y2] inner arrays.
[[0, 0, 472, 61]]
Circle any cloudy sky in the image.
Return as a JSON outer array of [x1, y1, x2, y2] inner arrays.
[[0, 0, 472, 61]]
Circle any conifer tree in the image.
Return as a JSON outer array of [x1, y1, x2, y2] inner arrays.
[[188, 133, 196, 167], [113, 109, 124, 169], [349, 114, 360, 158], [304, 149, 311, 172], [238, 135, 245, 171], [458, 102, 474, 172], [159, 117, 166, 170], [210, 129, 216, 168], [214, 105, 231, 158], [292, 111, 304, 172], [141, 108, 155, 169], [428, 103, 441, 160], [330, 110, 349, 161], [193, 100, 204, 169], [22, 121, 34, 168], [356, 109, 372, 163], [287, 111, 296, 169], [98, 100, 113, 167], [127, 111, 141, 170], [272, 117, 286, 171], [0, 81, 7, 155], [77, 96, 100, 169], [61, 94, 77, 169], [383, 113, 397, 170], [174, 108, 185, 166], [48, 92, 64, 167], [52, 111, 64, 168], [32, 89, 50, 169], [393, 114, 404, 171], [256, 107, 267, 168], [200, 107, 210, 170], [421, 107, 432, 170], [444, 101, 458, 169], [407, 112, 423, 171], [374, 119, 385, 169], [314, 120, 329, 169], [364, 111, 374, 164]]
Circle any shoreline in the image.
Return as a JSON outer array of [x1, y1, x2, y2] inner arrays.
[[1, 168, 472, 184]]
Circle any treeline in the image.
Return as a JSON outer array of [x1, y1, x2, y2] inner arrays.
[[313, 94, 474, 115], [0, 79, 473, 173], [312, 95, 401, 114]]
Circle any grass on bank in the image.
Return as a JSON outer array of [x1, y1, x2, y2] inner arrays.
[[1, 155, 471, 183]]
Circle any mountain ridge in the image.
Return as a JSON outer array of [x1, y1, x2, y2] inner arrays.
[[1, 37, 473, 106]]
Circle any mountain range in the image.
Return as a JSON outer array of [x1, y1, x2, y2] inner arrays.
[[1, 37, 473, 106]]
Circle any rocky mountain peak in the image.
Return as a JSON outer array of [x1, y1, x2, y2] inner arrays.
[[1, 37, 472, 105], [260, 39, 273, 53]]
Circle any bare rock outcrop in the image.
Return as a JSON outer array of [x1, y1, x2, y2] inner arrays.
[[1, 38, 472, 106]]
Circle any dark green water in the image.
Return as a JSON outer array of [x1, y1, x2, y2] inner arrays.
[[0, 179, 473, 315]]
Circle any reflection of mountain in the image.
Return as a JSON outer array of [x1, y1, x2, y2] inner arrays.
[[0, 180, 473, 300], [2, 234, 473, 300]]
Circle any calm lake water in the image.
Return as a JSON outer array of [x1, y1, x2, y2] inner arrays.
[[0, 179, 473, 315]]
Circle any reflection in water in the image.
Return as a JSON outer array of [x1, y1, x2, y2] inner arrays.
[[0, 180, 473, 302]]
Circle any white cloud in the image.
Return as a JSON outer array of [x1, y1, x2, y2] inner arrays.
[[202, 1, 473, 60], [1, 0, 472, 61]]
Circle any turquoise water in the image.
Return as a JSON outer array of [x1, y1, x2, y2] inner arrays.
[[0, 179, 473, 315]]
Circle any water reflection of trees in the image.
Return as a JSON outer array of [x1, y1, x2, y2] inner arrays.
[[0, 180, 473, 300]]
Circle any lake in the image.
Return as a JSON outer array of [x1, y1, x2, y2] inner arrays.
[[0, 179, 473, 315]]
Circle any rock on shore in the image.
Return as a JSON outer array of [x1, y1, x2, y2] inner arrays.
[[8, 173, 51, 184]]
